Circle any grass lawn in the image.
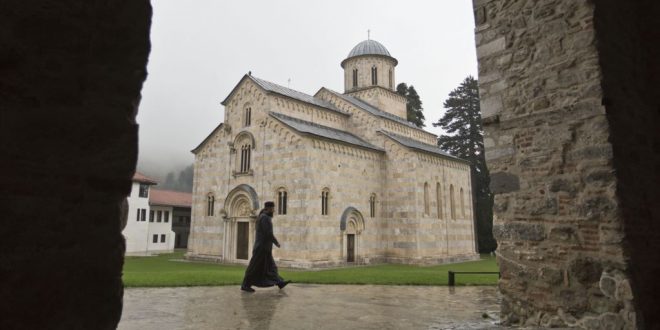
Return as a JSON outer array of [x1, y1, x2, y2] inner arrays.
[[123, 250, 499, 288]]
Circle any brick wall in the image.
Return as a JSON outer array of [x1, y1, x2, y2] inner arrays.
[[473, 0, 660, 328]]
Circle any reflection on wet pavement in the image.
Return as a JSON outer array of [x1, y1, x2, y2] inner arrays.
[[119, 285, 501, 329]]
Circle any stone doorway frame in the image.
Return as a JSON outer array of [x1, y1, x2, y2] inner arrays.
[[340, 207, 365, 263], [222, 184, 259, 263]]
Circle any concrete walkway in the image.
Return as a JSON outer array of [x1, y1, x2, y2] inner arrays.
[[119, 285, 502, 330]]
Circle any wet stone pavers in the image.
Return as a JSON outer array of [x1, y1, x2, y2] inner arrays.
[[119, 285, 502, 330]]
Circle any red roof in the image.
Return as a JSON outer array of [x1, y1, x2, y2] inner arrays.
[[149, 189, 192, 208], [133, 171, 158, 185]]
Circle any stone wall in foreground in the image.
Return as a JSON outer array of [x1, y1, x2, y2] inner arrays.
[[473, 0, 660, 328]]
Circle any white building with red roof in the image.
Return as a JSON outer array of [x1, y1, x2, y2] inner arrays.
[[124, 172, 192, 255]]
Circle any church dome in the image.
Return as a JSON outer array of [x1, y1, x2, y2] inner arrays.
[[348, 40, 391, 58], [342, 39, 398, 67]]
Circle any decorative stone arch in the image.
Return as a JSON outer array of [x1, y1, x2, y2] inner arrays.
[[222, 184, 259, 262], [340, 207, 365, 263], [224, 184, 259, 213], [233, 130, 256, 149]]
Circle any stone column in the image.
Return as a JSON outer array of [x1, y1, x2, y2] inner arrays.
[[471, 0, 657, 327]]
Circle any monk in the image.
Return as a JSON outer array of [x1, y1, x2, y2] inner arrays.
[[240, 201, 291, 292]]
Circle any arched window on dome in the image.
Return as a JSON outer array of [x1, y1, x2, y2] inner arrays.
[[389, 69, 393, 89], [352, 68, 358, 88], [371, 66, 378, 85]]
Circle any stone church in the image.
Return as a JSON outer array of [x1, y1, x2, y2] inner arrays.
[[187, 39, 478, 268]]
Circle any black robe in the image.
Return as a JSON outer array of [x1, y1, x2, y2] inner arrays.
[[241, 211, 284, 288]]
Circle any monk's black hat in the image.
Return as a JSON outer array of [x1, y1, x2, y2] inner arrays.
[[265, 201, 275, 208]]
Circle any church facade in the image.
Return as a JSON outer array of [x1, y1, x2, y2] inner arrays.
[[187, 40, 478, 268]]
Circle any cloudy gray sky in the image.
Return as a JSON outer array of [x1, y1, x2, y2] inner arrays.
[[136, 0, 478, 178]]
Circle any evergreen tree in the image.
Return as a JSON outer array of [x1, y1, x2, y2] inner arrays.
[[396, 82, 425, 127], [161, 164, 194, 192], [433, 76, 496, 252]]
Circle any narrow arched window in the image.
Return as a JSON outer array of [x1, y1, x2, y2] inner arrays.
[[436, 183, 443, 219], [240, 145, 251, 173], [424, 182, 430, 215], [371, 66, 378, 85], [369, 194, 376, 218], [388, 69, 393, 89], [321, 188, 330, 215], [450, 184, 456, 220], [244, 107, 251, 127], [277, 188, 288, 215], [207, 194, 215, 216], [352, 68, 358, 88], [460, 187, 465, 218]]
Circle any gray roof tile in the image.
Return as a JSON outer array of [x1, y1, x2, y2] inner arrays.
[[322, 88, 430, 132], [269, 112, 383, 152], [348, 39, 392, 58], [248, 76, 347, 115], [342, 40, 398, 67], [379, 130, 468, 163]]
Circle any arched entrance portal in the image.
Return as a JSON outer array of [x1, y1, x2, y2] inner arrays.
[[223, 185, 259, 262], [340, 207, 365, 263]]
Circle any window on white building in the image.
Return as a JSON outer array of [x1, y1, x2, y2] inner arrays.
[[152, 234, 157, 243], [140, 209, 146, 222], [157, 210, 162, 222], [160, 234, 166, 243], [149, 210, 154, 222], [164, 211, 170, 223], [139, 184, 149, 198]]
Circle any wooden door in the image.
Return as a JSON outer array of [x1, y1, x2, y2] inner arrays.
[[347, 234, 355, 262], [236, 222, 249, 260]]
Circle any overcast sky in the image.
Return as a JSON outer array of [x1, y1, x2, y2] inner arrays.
[[136, 0, 478, 178]]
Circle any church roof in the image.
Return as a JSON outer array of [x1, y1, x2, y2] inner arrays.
[[320, 88, 432, 134], [191, 123, 223, 154], [379, 130, 469, 163], [342, 39, 398, 67], [221, 74, 348, 116], [348, 39, 392, 57], [132, 172, 157, 185], [269, 112, 383, 152]]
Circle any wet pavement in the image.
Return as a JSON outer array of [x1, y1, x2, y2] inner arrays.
[[119, 284, 502, 330]]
